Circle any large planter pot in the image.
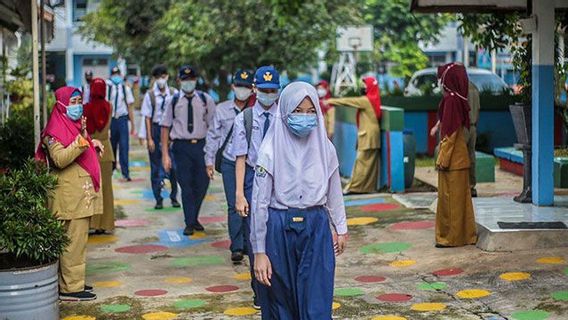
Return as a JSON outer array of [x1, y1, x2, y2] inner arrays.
[[0, 259, 59, 320]]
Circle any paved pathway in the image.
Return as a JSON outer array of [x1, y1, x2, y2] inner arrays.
[[60, 146, 568, 320]]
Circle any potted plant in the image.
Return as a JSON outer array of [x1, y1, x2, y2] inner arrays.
[[0, 159, 68, 320]]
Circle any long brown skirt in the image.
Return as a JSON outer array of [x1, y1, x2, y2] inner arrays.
[[90, 161, 114, 231], [436, 169, 477, 246], [345, 149, 380, 194]]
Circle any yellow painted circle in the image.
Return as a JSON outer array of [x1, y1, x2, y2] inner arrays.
[[205, 195, 216, 201], [499, 272, 531, 281], [114, 199, 142, 206], [189, 231, 207, 240], [332, 302, 341, 310], [131, 166, 150, 172], [93, 280, 122, 288], [63, 316, 96, 320], [88, 235, 118, 245], [142, 312, 177, 320], [372, 316, 407, 320], [456, 289, 491, 299], [411, 303, 446, 312], [347, 217, 379, 226], [390, 260, 416, 267], [234, 273, 252, 281], [164, 276, 192, 284], [223, 307, 258, 316], [537, 257, 566, 264]]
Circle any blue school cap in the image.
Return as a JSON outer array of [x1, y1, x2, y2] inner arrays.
[[233, 70, 254, 86], [254, 66, 280, 89], [178, 65, 198, 80]]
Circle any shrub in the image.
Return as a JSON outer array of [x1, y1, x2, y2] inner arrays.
[[0, 113, 35, 170]]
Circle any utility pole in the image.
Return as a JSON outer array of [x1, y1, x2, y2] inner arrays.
[[32, 0, 40, 146], [40, 0, 47, 126]]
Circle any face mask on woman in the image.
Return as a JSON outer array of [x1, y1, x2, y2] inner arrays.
[[180, 80, 197, 93], [317, 88, 327, 98], [287, 113, 318, 137], [111, 75, 123, 85], [257, 91, 278, 107], [63, 102, 83, 121], [234, 87, 253, 101], [156, 78, 168, 89]]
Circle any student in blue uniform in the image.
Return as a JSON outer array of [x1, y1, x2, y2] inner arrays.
[[141, 64, 180, 210], [160, 65, 216, 235], [107, 66, 136, 181], [231, 66, 281, 310], [251, 81, 348, 319], [204, 70, 254, 262]]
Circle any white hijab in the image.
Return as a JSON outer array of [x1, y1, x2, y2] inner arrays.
[[256, 81, 339, 207]]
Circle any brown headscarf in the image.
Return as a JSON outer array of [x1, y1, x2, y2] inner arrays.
[[437, 63, 470, 137]]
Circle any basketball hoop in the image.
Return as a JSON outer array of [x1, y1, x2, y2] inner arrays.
[[332, 26, 374, 95]]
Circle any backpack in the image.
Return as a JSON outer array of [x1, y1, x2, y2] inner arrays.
[[149, 89, 173, 121], [214, 101, 253, 173], [171, 90, 207, 120]]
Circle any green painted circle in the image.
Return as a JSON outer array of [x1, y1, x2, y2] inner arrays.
[[172, 255, 225, 268], [130, 189, 143, 194], [101, 304, 131, 313], [564, 267, 568, 276], [334, 287, 365, 297], [174, 299, 207, 310], [511, 310, 550, 320], [417, 282, 447, 291], [360, 242, 412, 254], [86, 261, 130, 275], [552, 290, 568, 301], [145, 206, 181, 213]]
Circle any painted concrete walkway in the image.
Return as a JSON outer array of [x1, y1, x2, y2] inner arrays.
[[60, 146, 568, 320]]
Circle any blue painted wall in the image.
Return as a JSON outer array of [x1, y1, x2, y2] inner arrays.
[[404, 112, 429, 154], [333, 122, 357, 177], [71, 54, 116, 87]]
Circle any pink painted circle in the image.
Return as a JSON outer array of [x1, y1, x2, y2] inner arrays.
[[205, 285, 239, 293], [115, 244, 168, 254], [377, 293, 413, 302], [390, 220, 435, 230], [433, 268, 464, 277], [115, 219, 150, 227], [211, 240, 231, 249], [199, 216, 226, 224], [360, 203, 399, 212], [135, 289, 168, 297], [355, 275, 386, 283]]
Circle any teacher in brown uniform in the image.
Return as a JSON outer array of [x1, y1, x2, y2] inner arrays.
[[326, 76, 382, 194], [35, 86, 103, 301], [434, 62, 477, 248]]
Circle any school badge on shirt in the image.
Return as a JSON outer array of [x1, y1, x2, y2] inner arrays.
[[256, 166, 267, 178]]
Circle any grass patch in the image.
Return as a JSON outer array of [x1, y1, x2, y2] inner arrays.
[[416, 156, 435, 167]]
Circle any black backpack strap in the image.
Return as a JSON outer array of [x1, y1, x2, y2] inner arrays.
[[149, 91, 156, 121], [171, 93, 180, 119], [122, 84, 128, 105], [107, 84, 112, 101], [243, 107, 253, 146]]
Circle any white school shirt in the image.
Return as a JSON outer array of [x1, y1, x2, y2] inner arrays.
[[107, 80, 135, 118], [204, 100, 242, 166], [140, 83, 177, 124]]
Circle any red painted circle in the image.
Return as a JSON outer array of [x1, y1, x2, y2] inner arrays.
[[360, 203, 399, 212], [115, 244, 168, 254], [433, 268, 464, 277], [377, 293, 413, 302], [390, 220, 435, 230], [211, 240, 231, 249], [115, 219, 150, 227], [205, 285, 239, 293], [200, 216, 226, 224], [135, 289, 168, 297], [355, 275, 386, 283]]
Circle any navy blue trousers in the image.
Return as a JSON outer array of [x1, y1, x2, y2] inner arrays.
[[261, 207, 335, 320], [110, 116, 130, 179], [149, 125, 178, 203], [172, 139, 209, 227], [221, 158, 246, 253]]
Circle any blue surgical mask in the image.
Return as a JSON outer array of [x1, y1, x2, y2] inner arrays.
[[66, 104, 83, 121], [111, 75, 123, 85], [180, 80, 197, 93], [257, 91, 278, 107], [287, 113, 318, 137]]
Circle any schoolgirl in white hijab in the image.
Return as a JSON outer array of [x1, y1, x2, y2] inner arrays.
[[250, 81, 348, 319]]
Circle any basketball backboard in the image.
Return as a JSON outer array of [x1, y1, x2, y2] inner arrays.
[[336, 26, 374, 52], [410, 0, 527, 13]]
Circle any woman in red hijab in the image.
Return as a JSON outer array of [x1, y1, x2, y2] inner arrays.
[[325, 76, 382, 194], [435, 62, 477, 248], [84, 78, 115, 234], [316, 80, 335, 139], [35, 86, 103, 301]]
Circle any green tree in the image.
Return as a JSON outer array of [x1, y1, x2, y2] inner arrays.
[[363, 0, 452, 79]]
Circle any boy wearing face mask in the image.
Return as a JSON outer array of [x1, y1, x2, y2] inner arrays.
[[82, 70, 93, 104], [141, 64, 180, 210], [204, 70, 254, 263], [230, 66, 280, 310], [160, 65, 216, 236], [107, 66, 136, 181]]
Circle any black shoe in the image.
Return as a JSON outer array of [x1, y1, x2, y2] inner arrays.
[[253, 296, 261, 310], [183, 226, 194, 236], [231, 251, 244, 262], [125, 177, 132, 182], [84, 285, 93, 292], [435, 243, 452, 248], [194, 222, 205, 231], [471, 188, 478, 198], [94, 229, 105, 235], [59, 291, 97, 301], [154, 201, 163, 210], [171, 199, 181, 208]]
